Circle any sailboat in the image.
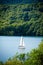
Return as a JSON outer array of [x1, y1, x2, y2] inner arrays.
[[19, 36, 25, 49]]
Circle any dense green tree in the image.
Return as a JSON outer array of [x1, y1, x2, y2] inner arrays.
[[0, 61, 3, 65], [24, 40, 43, 65], [0, 3, 43, 36]]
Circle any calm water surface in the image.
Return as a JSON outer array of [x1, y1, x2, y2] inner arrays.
[[0, 36, 43, 62]]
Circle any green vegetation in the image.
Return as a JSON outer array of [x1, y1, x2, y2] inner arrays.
[[0, 2, 43, 36], [0, 40, 43, 65]]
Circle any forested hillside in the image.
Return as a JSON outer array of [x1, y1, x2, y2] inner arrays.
[[0, 0, 43, 4], [0, 2, 43, 36]]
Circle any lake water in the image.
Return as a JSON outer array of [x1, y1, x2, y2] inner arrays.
[[0, 36, 43, 62]]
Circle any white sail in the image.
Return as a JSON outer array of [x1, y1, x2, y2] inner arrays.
[[19, 36, 23, 46], [23, 41, 25, 47], [19, 36, 25, 48]]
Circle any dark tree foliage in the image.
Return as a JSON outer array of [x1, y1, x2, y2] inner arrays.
[[0, 2, 43, 36]]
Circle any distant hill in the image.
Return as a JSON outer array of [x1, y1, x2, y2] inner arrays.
[[0, 0, 43, 4], [0, 2, 43, 36]]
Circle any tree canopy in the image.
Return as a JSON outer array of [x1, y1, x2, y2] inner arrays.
[[0, 2, 43, 36]]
